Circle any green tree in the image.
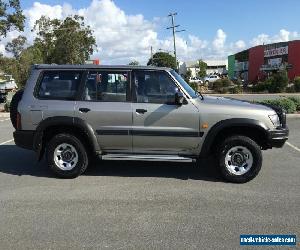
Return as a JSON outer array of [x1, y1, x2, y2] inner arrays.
[[33, 15, 96, 64], [197, 59, 207, 78], [0, 55, 18, 78], [5, 35, 26, 58], [16, 45, 43, 86], [0, 44, 43, 87], [0, 0, 25, 38], [184, 69, 192, 83], [268, 70, 288, 93], [128, 60, 139, 66], [147, 52, 176, 69]]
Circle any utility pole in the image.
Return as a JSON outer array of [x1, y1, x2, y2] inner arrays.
[[167, 12, 185, 71], [150, 46, 153, 64]]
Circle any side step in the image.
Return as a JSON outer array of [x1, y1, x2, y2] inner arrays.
[[101, 154, 196, 162]]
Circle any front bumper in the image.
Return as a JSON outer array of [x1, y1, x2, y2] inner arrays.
[[266, 127, 289, 148], [13, 130, 35, 150]]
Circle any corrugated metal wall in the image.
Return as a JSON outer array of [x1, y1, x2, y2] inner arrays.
[[288, 40, 300, 80], [248, 45, 264, 83]]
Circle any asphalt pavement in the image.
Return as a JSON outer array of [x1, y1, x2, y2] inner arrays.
[[0, 118, 299, 249]]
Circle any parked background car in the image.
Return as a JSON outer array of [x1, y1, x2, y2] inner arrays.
[[204, 75, 220, 85], [189, 77, 203, 84]]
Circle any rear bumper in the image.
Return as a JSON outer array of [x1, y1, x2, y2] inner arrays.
[[266, 127, 289, 148], [13, 130, 35, 150]]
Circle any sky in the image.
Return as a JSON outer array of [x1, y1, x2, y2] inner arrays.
[[1, 0, 300, 64]]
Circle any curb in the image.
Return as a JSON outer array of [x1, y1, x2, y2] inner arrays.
[[287, 114, 300, 118], [210, 93, 300, 96]]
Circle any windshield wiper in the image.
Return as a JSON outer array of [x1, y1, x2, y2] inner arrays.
[[195, 90, 204, 100]]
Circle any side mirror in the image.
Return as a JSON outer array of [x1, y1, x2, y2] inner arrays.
[[175, 92, 186, 105]]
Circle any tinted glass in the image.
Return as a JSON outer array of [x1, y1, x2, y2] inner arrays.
[[38, 71, 82, 100], [134, 71, 179, 104], [84, 71, 128, 102]]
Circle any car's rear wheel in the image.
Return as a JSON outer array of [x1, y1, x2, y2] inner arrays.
[[217, 135, 262, 183], [46, 133, 89, 178]]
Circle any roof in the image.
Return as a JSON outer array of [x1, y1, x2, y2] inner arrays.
[[34, 64, 172, 71], [185, 59, 227, 68]]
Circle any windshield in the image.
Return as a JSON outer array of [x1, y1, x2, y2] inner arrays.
[[170, 70, 198, 98]]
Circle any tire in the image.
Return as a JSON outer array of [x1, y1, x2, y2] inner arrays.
[[46, 133, 89, 178], [10, 89, 24, 129], [217, 135, 262, 183]]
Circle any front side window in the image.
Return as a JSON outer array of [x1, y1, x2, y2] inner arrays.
[[38, 71, 82, 100], [134, 71, 178, 104], [170, 70, 197, 98], [84, 71, 129, 102]]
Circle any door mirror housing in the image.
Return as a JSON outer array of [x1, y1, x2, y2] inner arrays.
[[175, 92, 186, 105]]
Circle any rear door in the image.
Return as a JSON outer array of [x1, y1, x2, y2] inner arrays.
[[74, 69, 132, 153], [30, 70, 83, 126], [131, 70, 200, 155]]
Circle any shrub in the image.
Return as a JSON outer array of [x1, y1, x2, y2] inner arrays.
[[252, 71, 288, 93], [288, 97, 300, 111], [221, 78, 232, 87], [212, 79, 223, 92], [294, 77, 300, 92], [252, 81, 271, 93], [268, 70, 288, 93], [230, 85, 243, 94], [212, 78, 232, 93], [259, 98, 296, 113], [189, 82, 197, 91], [286, 85, 295, 93]]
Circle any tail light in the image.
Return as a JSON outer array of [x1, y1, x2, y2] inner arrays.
[[16, 112, 22, 130]]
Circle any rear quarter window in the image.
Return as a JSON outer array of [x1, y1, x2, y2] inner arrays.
[[37, 71, 83, 100]]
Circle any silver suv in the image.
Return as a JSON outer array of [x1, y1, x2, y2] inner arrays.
[[12, 65, 289, 182]]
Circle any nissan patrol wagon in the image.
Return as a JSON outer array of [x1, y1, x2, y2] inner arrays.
[[11, 65, 288, 183]]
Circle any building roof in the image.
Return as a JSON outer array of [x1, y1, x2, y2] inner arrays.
[[185, 59, 227, 68]]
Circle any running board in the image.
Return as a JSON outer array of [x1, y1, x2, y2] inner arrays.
[[100, 154, 195, 162]]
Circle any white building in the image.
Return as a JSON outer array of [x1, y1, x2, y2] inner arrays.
[[179, 59, 228, 77]]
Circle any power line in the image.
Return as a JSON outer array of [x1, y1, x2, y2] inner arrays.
[[167, 12, 185, 71]]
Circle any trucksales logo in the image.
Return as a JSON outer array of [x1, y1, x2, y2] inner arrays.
[[264, 46, 288, 58]]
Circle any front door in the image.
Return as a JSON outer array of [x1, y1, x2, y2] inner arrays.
[[131, 70, 200, 155], [74, 70, 132, 153]]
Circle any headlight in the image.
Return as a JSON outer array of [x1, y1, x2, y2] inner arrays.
[[268, 114, 280, 127]]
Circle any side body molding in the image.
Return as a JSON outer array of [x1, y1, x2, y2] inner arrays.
[[199, 118, 269, 158]]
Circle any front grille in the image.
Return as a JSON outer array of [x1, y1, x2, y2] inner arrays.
[[280, 110, 287, 128]]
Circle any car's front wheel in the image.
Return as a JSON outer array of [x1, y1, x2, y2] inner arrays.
[[217, 135, 262, 183], [46, 133, 89, 178]]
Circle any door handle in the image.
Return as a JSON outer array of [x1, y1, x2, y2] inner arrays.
[[136, 109, 147, 114], [79, 108, 91, 113]]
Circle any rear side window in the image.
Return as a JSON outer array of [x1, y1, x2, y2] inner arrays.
[[37, 71, 83, 100], [84, 71, 129, 102]]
